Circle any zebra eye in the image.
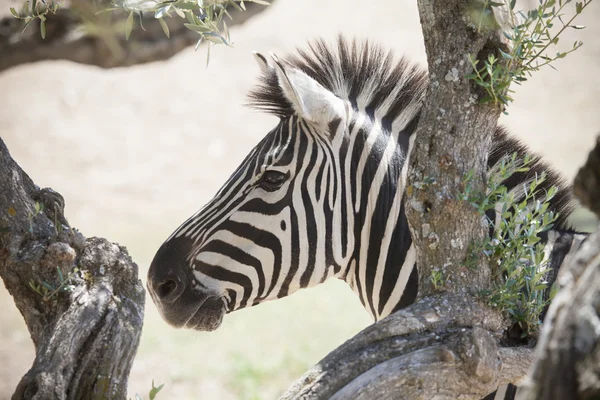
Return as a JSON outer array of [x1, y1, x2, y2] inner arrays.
[[259, 170, 288, 191]]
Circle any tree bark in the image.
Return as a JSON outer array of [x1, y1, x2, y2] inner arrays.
[[0, 137, 145, 399], [407, 0, 508, 298], [0, 0, 269, 73], [518, 137, 600, 400]]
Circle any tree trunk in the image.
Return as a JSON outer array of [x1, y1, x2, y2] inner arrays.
[[0, 137, 145, 399]]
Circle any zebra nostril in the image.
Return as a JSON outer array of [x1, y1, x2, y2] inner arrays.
[[156, 279, 178, 301]]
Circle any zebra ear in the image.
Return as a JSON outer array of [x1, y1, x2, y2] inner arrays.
[[270, 53, 345, 125], [253, 51, 272, 73]]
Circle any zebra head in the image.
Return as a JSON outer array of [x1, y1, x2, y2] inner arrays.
[[147, 39, 427, 330]]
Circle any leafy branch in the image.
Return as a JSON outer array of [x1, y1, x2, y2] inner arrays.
[[9, 0, 60, 38], [104, 0, 270, 62], [462, 153, 560, 337], [467, 0, 593, 107], [7, 0, 270, 64]]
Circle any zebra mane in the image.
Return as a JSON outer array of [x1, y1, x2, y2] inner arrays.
[[248, 36, 428, 120], [248, 37, 576, 229]]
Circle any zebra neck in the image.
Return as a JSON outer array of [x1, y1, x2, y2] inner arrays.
[[341, 112, 420, 320]]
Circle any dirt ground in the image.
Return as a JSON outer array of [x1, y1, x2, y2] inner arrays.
[[1, 0, 599, 398]]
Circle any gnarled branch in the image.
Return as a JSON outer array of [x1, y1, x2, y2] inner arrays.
[[281, 294, 536, 399], [0, 0, 269, 73], [0, 137, 145, 399]]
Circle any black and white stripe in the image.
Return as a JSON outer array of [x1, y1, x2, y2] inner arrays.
[[149, 37, 586, 399]]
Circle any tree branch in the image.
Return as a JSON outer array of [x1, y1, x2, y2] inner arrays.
[[0, 137, 145, 399], [280, 295, 532, 399], [0, 0, 269, 73]]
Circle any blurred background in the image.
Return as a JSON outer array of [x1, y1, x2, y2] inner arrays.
[[0, 0, 599, 398]]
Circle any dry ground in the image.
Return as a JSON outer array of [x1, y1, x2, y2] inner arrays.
[[1, 0, 599, 398]]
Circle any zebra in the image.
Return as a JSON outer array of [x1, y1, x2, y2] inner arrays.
[[147, 37, 586, 397]]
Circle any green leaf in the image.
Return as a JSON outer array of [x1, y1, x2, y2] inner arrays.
[[95, 7, 122, 15], [138, 11, 146, 31], [56, 266, 64, 282], [155, 4, 170, 19], [174, 7, 185, 18], [229, 1, 243, 11], [22, 18, 33, 34], [125, 11, 134, 40], [204, 32, 227, 45], [184, 23, 213, 33], [570, 25, 585, 29], [149, 380, 164, 400], [222, 19, 229, 42], [184, 10, 195, 24], [194, 37, 203, 50], [158, 17, 170, 37], [575, 2, 583, 13], [36, 19, 46, 38], [498, 49, 513, 60], [9, 7, 20, 17]]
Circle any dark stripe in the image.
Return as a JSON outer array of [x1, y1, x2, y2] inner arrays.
[[339, 136, 350, 258], [365, 157, 401, 316], [278, 118, 305, 297], [200, 239, 266, 302], [239, 198, 290, 215], [378, 199, 415, 315], [194, 260, 253, 308], [225, 289, 237, 311], [299, 124, 319, 288], [219, 220, 283, 299]]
